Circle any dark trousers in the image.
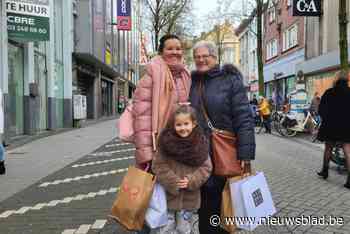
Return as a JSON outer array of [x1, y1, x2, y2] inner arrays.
[[262, 115, 272, 133], [198, 175, 229, 234]]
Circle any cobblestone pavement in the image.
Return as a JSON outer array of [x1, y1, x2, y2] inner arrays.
[[0, 133, 350, 234]]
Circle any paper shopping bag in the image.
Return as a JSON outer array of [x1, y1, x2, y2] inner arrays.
[[110, 166, 156, 231], [230, 172, 276, 231], [220, 176, 242, 233], [117, 104, 134, 143], [145, 183, 168, 229]]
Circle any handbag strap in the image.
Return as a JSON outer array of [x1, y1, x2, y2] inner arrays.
[[198, 80, 236, 136], [198, 80, 214, 130]]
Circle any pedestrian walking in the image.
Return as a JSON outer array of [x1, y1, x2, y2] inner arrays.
[[189, 41, 255, 234], [258, 96, 272, 134], [152, 105, 212, 234], [132, 34, 191, 233], [0, 88, 5, 175], [317, 71, 350, 189]]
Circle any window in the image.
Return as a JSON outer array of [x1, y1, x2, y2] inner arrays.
[[266, 39, 278, 60], [283, 24, 298, 51]]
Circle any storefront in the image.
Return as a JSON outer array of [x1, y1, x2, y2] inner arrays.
[[264, 49, 303, 107], [7, 41, 24, 137], [101, 78, 114, 117], [265, 76, 296, 105], [305, 71, 338, 101], [0, 0, 74, 139]]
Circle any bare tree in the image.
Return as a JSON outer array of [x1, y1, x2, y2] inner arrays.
[[145, 0, 190, 51], [339, 0, 349, 73], [256, 0, 266, 96]]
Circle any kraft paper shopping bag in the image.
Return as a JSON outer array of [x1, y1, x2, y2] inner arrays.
[[110, 166, 156, 231]]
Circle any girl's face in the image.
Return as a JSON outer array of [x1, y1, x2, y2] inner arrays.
[[161, 39, 183, 65], [174, 113, 196, 138]]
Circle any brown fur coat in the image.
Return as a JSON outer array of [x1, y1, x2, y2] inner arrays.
[[152, 127, 212, 211]]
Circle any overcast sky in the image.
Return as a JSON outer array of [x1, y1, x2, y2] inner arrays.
[[192, 0, 247, 35]]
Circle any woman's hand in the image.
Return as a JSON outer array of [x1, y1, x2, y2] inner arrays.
[[242, 160, 252, 176], [176, 177, 189, 189]]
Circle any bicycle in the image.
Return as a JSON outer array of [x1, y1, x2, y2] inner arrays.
[[330, 143, 347, 173], [255, 114, 264, 134], [271, 110, 284, 135], [310, 117, 321, 143], [279, 110, 319, 137]]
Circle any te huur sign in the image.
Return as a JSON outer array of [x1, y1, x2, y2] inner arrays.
[[6, 0, 50, 41], [293, 0, 321, 17]]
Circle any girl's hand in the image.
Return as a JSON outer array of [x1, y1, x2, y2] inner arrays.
[[176, 177, 189, 189]]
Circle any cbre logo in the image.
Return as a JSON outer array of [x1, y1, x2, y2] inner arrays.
[[292, 0, 321, 16]]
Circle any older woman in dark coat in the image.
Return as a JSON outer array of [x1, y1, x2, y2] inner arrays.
[[317, 71, 350, 189], [190, 41, 255, 234]]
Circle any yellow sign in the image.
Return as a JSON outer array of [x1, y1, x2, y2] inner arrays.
[[105, 50, 111, 65]]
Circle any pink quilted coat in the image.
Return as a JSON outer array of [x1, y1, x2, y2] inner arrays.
[[132, 56, 191, 165]]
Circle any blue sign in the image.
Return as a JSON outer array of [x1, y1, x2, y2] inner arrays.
[[117, 0, 131, 30]]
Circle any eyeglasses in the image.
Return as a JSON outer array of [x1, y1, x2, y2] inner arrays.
[[194, 54, 212, 60]]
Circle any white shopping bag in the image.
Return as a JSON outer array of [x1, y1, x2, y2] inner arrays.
[[230, 172, 276, 231], [145, 183, 168, 229]]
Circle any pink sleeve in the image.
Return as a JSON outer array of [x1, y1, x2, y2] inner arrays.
[[132, 74, 154, 164]]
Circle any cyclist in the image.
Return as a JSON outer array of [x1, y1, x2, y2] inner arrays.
[[258, 96, 272, 134]]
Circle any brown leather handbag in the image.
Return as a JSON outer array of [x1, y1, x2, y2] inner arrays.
[[198, 81, 242, 177]]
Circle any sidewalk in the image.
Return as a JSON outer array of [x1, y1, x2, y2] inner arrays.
[[0, 118, 119, 202], [270, 130, 324, 152]]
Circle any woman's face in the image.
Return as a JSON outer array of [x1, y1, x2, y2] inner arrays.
[[193, 47, 217, 73], [161, 39, 183, 65]]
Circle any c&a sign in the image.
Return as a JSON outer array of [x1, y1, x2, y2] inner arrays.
[[117, 0, 131, 31], [293, 0, 321, 16]]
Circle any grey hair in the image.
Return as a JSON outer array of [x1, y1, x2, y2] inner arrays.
[[192, 40, 218, 58]]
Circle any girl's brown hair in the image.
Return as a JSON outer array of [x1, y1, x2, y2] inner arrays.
[[166, 104, 198, 129]]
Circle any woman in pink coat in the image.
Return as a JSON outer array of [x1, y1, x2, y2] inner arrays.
[[132, 34, 191, 171]]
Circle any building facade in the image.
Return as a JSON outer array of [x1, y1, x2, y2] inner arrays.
[[296, 0, 350, 101], [73, 0, 142, 118], [236, 13, 259, 98], [0, 0, 143, 141], [193, 21, 240, 68], [1, 0, 74, 140], [263, 0, 305, 106]]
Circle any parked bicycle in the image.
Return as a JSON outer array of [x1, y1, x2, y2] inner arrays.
[[271, 110, 284, 135], [330, 143, 347, 173], [278, 110, 319, 137]]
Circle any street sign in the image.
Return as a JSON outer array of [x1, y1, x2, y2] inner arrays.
[[292, 0, 321, 16], [6, 0, 50, 41], [117, 0, 131, 31]]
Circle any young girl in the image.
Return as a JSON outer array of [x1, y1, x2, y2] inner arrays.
[[152, 105, 212, 234]]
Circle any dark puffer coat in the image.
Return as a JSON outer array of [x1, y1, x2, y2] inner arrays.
[[189, 64, 256, 160], [317, 84, 350, 143]]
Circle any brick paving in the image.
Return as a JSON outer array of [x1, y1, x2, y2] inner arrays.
[[0, 125, 349, 233]]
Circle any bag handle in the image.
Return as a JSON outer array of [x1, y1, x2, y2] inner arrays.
[[198, 80, 235, 136], [198, 80, 216, 130]]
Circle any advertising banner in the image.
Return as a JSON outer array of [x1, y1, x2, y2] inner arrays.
[[292, 0, 321, 16], [6, 0, 50, 41], [117, 0, 131, 31]]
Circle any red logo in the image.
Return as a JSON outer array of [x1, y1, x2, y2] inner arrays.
[[122, 184, 140, 201]]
